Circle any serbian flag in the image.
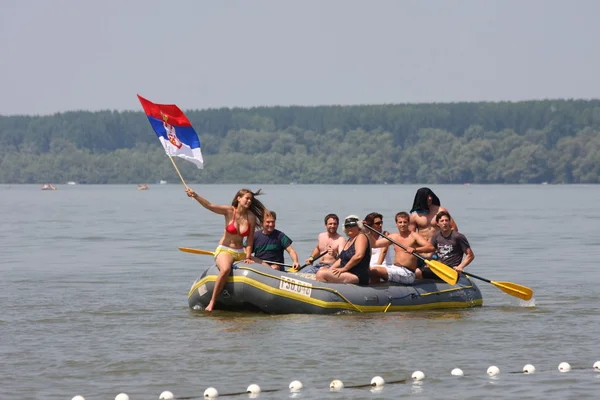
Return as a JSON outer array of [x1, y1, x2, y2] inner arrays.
[[137, 95, 204, 169]]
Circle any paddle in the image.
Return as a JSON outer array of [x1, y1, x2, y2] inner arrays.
[[179, 247, 214, 256], [463, 272, 533, 301], [295, 250, 329, 272], [363, 224, 458, 285], [179, 247, 296, 270]]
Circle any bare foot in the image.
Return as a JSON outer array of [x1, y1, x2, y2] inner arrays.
[[205, 301, 215, 312]]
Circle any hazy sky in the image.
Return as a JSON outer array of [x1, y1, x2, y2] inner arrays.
[[1, 0, 599, 115]]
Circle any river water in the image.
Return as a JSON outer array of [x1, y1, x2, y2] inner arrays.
[[2, 184, 599, 399]]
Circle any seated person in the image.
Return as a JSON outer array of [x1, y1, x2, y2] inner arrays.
[[364, 212, 392, 267], [370, 212, 434, 285], [251, 210, 300, 270], [303, 213, 346, 273], [316, 216, 370, 285], [421, 211, 474, 279]]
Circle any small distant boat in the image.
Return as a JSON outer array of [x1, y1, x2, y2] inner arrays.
[[67, 181, 77, 185], [137, 184, 149, 191], [41, 184, 56, 191], [159, 180, 168, 185]]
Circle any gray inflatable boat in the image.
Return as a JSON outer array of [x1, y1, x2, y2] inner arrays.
[[188, 263, 483, 314]]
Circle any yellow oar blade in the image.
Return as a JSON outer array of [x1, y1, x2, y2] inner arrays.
[[425, 259, 458, 285], [179, 247, 215, 256], [491, 280, 533, 301]]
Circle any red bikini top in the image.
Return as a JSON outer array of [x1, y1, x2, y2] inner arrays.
[[226, 208, 250, 237]]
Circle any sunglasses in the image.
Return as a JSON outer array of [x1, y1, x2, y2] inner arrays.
[[373, 221, 383, 226]]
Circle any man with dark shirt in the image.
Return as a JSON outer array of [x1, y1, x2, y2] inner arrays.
[[251, 210, 300, 271], [421, 211, 475, 279]]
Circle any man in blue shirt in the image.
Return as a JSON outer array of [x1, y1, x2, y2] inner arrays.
[[252, 210, 300, 271]]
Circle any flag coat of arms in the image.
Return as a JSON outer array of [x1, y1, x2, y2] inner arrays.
[[137, 95, 204, 169]]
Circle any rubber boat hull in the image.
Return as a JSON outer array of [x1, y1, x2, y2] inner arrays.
[[188, 263, 483, 314]]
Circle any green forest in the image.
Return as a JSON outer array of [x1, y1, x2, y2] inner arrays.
[[1, 99, 599, 184]]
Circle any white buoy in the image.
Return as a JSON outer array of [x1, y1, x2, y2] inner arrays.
[[371, 376, 385, 387], [72, 396, 86, 400], [411, 370, 425, 381], [593, 361, 600, 371], [204, 387, 219, 398], [115, 394, 129, 400], [487, 366, 500, 376], [159, 391, 174, 399], [523, 364, 536, 374], [451, 368, 464, 376], [246, 384, 261, 394], [558, 362, 571, 372], [289, 380, 303, 392], [330, 379, 344, 390]]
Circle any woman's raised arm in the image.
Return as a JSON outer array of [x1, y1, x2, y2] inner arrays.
[[186, 188, 230, 215]]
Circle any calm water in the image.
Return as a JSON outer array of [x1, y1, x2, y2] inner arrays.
[[2, 184, 600, 399]]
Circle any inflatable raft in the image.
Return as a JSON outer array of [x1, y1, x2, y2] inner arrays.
[[188, 263, 483, 314]]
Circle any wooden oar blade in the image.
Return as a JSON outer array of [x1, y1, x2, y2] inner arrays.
[[491, 280, 533, 301], [425, 259, 458, 285], [179, 247, 215, 256]]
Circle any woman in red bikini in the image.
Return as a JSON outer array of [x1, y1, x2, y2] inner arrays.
[[186, 187, 266, 311]]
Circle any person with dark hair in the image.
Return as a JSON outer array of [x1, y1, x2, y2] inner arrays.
[[303, 213, 346, 273], [370, 212, 434, 284], [409, 188, 458, 274], [421, 211, 474, 279], [364, 212, 392, 267], [251, 210, 300, 271], [409, 188, 458, 232], [316, 215, 371, 285], [409, 187, 458, 245], [185, 187, 267, 312]]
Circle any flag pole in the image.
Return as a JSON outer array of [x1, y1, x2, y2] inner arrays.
[[168, 155, 189, 189]]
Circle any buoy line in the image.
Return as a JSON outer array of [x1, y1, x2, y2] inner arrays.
[[69, 361, 600, 399]]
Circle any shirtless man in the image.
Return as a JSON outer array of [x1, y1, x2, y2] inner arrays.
[[370, 212, 434, 285], [303, 214, 347, 273], [409, 187, 458, 255]]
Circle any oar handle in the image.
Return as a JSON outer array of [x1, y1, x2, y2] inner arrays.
[[263, 260, 294, 269], [462, 272, 491, 284], [296, 250, 329, 272], [363, 224, 426, 261]]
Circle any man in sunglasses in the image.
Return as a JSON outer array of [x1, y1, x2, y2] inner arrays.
[[364, 212, 392, 267]]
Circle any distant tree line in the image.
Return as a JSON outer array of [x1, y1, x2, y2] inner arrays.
[[1, 99, 599, 184]]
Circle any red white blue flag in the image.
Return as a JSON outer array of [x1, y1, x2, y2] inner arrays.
[[137, 95, 204, 169]]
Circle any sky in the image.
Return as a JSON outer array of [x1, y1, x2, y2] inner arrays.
[[1, 0, 599, 115]]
